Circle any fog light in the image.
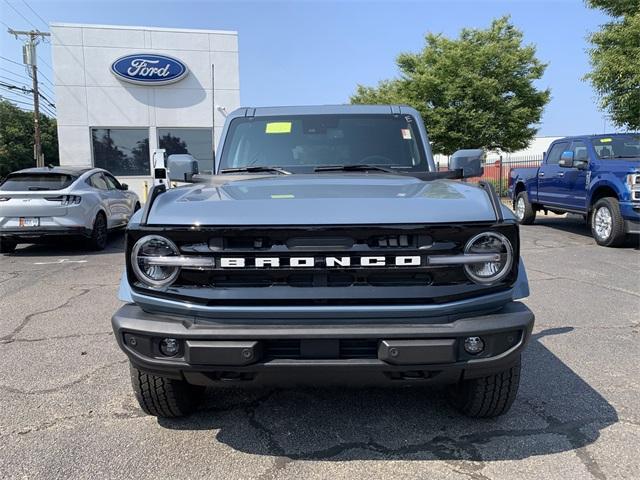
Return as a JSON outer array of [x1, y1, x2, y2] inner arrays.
[[160, 338, 180, 357], [464, 336, 484, 355]]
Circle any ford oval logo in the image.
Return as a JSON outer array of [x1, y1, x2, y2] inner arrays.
[[111, 54, 189, 86]]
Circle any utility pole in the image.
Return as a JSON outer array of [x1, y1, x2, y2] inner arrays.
[[8, 29, 50, 167]]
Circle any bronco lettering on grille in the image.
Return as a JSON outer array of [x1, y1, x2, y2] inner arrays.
[[218, 256, 422, 268]]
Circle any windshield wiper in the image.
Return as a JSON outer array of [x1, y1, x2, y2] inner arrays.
[[611, 155, 639, 159], [219, 166, 291, 175], [27, 186, 51, 191], [314, 164, 396, 173]]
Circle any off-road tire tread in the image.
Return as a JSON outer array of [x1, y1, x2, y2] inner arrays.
[[591, 197, 626, 247], [130, 364, 202, 418], [515, 192, 536, 225], [449, 357, 521, 418]]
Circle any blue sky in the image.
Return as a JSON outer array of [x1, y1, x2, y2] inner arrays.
[[0, 0, 615, 136]]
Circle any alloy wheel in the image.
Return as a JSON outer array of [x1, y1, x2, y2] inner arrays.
[[515, 197, 525, 220], [594, 206, 612, 240]]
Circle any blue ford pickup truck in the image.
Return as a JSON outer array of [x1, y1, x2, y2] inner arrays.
[[509, 134, 640, 247]]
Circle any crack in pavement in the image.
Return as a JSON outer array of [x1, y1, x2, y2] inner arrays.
[[0, 359, 126, 395], [2, 409, 146, 438], [231, 391, 616, 473], [0, 271, 20, 285], [4, 331, 114, 344], [0, 285, 111, 343], [523, 400, 607, 480]]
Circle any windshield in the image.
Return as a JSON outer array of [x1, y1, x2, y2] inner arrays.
[[591, 135, 640, 159], [0, 173, 77, 191], [218, 114, 428, 173]]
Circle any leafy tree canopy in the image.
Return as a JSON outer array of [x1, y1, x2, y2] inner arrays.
[[0, 100, 58, 179], [351, 16, 551, 155], [587, 0, 639, 17], [585, 0, 640, 130]]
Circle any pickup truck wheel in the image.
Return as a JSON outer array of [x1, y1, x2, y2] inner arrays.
[[591, 197, 626, 247], [514, 192, 536, 225], [130, 364, 204, 418], [0, 239, 17, 254], [447, 356, 521, 418]]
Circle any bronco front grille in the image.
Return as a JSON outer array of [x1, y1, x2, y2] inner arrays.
[[127, 223, 519, 306]]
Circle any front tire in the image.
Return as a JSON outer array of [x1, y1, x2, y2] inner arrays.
[[591, 197, 626, 247], [130, 364, 204, 418], [514, 192, 536, 225], [0, 238, 17, 254], [88, 212, 108, 250], [448, 356, 521, 418]]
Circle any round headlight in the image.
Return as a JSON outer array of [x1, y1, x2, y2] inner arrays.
[[463, 232, 513, 285], [131, 235, 180, 288]]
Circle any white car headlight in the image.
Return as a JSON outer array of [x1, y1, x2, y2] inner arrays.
[[131, 235, 181, 288], [463, 232, 514, 285]]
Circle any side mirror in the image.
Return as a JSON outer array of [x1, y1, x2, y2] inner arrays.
[[450, 149, 484, 178], [574, 160, 589, 170], [120, 183, 129, 190], [558, 151, 574, 168], [168, 154, 199, 183]]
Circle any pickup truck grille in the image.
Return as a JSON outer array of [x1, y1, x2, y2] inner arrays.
[[127, 223, 519, 306]]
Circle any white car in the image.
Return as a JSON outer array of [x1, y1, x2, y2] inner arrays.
[[0, 166, 140, 253]]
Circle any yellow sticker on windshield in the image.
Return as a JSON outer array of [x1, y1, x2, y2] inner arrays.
[[271, 194, 295, 199], [599, 138, 612, 143], [265, 122, 292, 134]]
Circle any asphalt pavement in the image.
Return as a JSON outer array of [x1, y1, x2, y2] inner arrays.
[[0, 215, 639, 479]]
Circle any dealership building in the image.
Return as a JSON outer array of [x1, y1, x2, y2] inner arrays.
[[51, 23, 240, 196]]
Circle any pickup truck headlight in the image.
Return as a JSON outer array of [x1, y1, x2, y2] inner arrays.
[[463, 232, 513, 285], [131, 235, 181, 288]]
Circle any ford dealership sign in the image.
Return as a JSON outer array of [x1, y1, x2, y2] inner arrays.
[[111, 54, 188, 86]]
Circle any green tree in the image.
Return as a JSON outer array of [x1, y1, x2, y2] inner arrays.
[[351, 17, 551, 155], [585, 0, 640, 130], [159, 133, 188, 156], [0, 100, 58, 179]]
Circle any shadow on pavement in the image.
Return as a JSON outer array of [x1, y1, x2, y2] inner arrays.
[[158, 326, 618, 461], [4, 230, 125, 257], [527, 214, 639, 248]]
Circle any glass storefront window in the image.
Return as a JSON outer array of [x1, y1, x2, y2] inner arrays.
[[91, 128, 150, 177], [158, 128, 214, 174]]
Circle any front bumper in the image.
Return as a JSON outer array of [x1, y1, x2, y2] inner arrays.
[[112, 301, 535, 387], [620, 202, 640, 234]]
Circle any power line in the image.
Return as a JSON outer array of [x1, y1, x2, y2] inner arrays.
[[21, 0, 48, 30], [0, 90, 54, 116], [39, 102, 55, 116], [2, 0, 39, 30], [38, 91, 55, 108], [0, 90, 32, 105], [36, 68, 54, 88], [0, 95, 33, 106], [0, 79, 29, 89], [1, 45, 55, 87], [0, 55, 24, 67], [0, 67, 30, 82]]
